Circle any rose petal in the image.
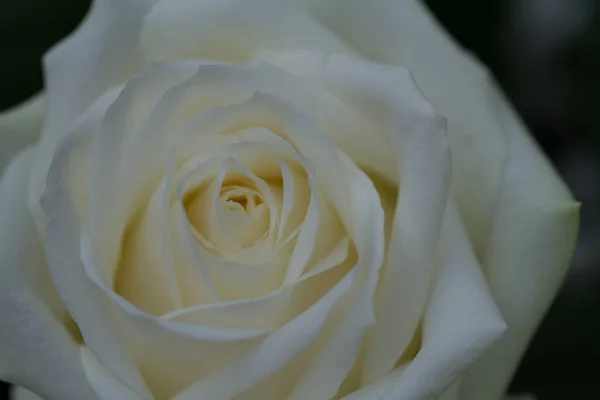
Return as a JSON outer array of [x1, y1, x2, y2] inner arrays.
[[0, 93, 45, 173], [287, 153, 385, 400], [261, 50, 451, 384], [11, 387, 43, 400], [141, 0, 354, 64], [0, 149, 95, 400], [42, 107, 153, 397], [79, 347, 142, 400], [30, 0, 158, 229], [160, 86, 350, 280], [299, 0, 508, 256], [234, 128, 311, 243], [88, 62, 200, 284], [84, 239, 269, 399], [163, 249, 353, 330], [172, 155, 285, 302], [116, 177, 188, 315], [459, 81, 579, 400], [172, 269, 354, 400], [342, 204, 506, 399], [86, 223, 355, 399], [303, 236, 351, 278]]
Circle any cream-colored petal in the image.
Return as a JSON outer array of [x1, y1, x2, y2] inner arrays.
[[117, 178, 185, 315], [262, 51, 451, 384], [0, 149, 96, 400], [283, 160, 317, 283], [185, 123, 312, 245], [363, 117, 449, 384], [288, 153, 385, 400], [163, 249, 352, 330], [172, 269, 354, 400], [459, 81, 579, 400], [299, 0, 508, 256], [229, 128, 304, 245], [343, 204, 505, 399], [172, 151, 286, 302], [30, 0, 157, 230], [86, 242, 270, 399], [120, 61, 221, 216], [139, 61, 384, 185], [211, 91, 352, 227], [87, 62, 200, 283], [86, 197, 353, 400], [0, 93, 45, 173], [43, 130, 152, 398], [80, 347, 142, 400], [172, 200, 286, 304], [40, 85, 124, 226], [303, 236, 350, 278], [141, 0, 354, 64], [189, 162, 244, 253], [11, 387, 43, 400]]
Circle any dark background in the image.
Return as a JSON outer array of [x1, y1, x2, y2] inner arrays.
[[1, 0, 599, 398]]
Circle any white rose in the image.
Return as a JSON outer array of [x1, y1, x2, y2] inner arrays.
[[0, 1, 579, 400]]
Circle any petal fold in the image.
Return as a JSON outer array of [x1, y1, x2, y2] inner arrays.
[[300, 0, 508, 256], [0, 149, 95, 400], [460, 82, 579, 400], [261, 50, 451, 384], [343, 204, 506, 399], [30, 0, 158, 228], [141, 0, 354, 64]]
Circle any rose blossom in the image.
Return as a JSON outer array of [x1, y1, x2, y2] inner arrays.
[[0, 1, 579, 399]]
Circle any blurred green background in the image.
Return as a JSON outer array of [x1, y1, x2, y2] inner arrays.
[[1, 0, 599, 398]]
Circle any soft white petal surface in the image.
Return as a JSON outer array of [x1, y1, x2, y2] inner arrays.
[[284, 3, 579, 395], [173, 270, 354, 400], [299, 0, 507, 256], [460, 82, 579, 400], [12, 387, 43, 400], [29, 0, 158, 228], [141, 0, 354, 64], [40, 59, 381, 399], [261, 51, 452, 384], [342, 204, 506, 399], [287, 152, 384, 400], [80, 347, 143, 400], [0, 149, 95, 400], [0, 94, 45, 173], [87, 62, 200, 283], [42, 94, 152, 397]]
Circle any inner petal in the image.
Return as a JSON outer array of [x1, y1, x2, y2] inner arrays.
[[184, 165, 277, 253], [221, 185, 264, 214], [218, 185, 270, 248]]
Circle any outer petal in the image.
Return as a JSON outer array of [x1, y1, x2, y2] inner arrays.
[[0, 149, 96, 400], [261, 50, 452, 384], [342, 204, 506, 399], [299, 0, 507, 257], [12, 387, 43, 400], [0, 94, 45, 173], [29, 0, 157, 227], [285, 152, 385, 400], [459, 82, 579, 400], [141, 0, 354, 64], [42, 90, 152, 398], [289, 2, 579, 396]]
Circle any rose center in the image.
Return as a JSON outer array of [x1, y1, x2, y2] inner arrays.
[[221, 185, 264, 216], [184, 178, 272, 252]]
